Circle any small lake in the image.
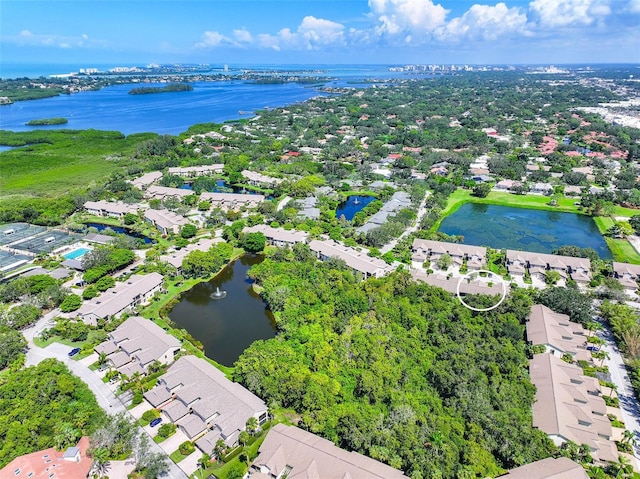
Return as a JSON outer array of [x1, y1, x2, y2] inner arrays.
[[168, 254, 276, 367], [84, 222, 153, 244], [438, 203, 612, 259], [181, 179, 268, 196], [336, 195, 375, 221]]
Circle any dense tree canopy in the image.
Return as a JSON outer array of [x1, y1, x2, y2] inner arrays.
[[235, 255, 554, 478], [0, 359, 106, 468]]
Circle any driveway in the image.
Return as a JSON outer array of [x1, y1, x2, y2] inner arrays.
[[157, 429, 191, 456], [177, 451, 201, 476], [25, 341, 189, 479], [599, 326, 640, 469]]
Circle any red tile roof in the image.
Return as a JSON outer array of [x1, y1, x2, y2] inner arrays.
[[0, 437, 92, 479]]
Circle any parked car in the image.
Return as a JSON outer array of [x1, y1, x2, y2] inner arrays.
[[150, 418, 163, 427], [68, 347, 81, 357], [586, 345, 600, 352]]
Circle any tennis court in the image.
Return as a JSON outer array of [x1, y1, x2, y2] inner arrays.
[[0, 250, 31, 272], [12, 230, 81, 255], [0, 223, 47, 246]]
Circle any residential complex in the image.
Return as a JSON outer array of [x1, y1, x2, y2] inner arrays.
[[144, 209, 188, 235], [84, 200, 137, 219], [94, 316, 181, 377], [526, 304, 590, 360], [529, 353, 617, 463], [144, 356, 268, 452], [412, 239, 486, 270], [309, 239, 393, 278], [74, 272, 164, 324], [247, 424, 408, 479], [199, 191, 265, 210], [243, 225, 309, 247]]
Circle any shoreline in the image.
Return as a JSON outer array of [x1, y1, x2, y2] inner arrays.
[[433, 189, 640, 263]]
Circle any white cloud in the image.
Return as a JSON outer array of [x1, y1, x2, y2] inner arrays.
[[529, 0, 611, 28], [233, 16, 344, 51], [629, 0, 640, 12], [233, 28, 252, 43], [195, 31, 232, 48], [297, 16, 345, 47], [368, 0, 449, 37], [7, 30, 102, 49], [437, 3, 528, 41]]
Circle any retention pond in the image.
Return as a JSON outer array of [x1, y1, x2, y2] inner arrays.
[[438, 203, 612, 259], [168, 254, 276, 367]]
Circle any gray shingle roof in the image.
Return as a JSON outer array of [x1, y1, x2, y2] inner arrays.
[[250, 424, 408, 479]]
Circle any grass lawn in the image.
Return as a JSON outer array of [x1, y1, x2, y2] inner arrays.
[[592, 217, 640, 264], [169, 449, 191, 464], [153, 430, 176, 443]]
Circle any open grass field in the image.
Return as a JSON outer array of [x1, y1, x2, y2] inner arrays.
[[0, 129, 156, 197], [593, 217, 640, 264]]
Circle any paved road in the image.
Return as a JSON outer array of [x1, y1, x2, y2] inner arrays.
[[277, 195, 292, 211], [380, 191, 431, 254], [25, 338, 188, 479], [599, 326, 640, 469]]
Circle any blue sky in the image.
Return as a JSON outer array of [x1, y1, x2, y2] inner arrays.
[[1, 0, 639, 66]]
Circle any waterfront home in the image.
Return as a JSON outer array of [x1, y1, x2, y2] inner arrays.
[[83, 200, 137, 219], [74, 273, 163, 325], [530, 182, 553, 195], [145, 185, 192, 201], [356, 191, 411, 234], [296, 197, 320, 220], [526, 304, 589, 361], [247, 424, 408, 479], [130, 171, 163, 189], [493, 179, 523, 192], [199, 191, 265, 211], [94, 316, 181, 377], [159, 237, 223, 272], [505, 250, 591, 283], [143, 356, 268, 452], [309, 240, 393, 278], [241, 170, 283, 188], [529, 353, 617, 463], [243, 225, 308, 247], [499, 457, 588, 479], [167, 165, 224, 177], [412, 239, 486, 270], [613, 261, 640, 291], [144, 209, 188, 235], [0, 437, 92, 479], [410, 269, 506, 297]]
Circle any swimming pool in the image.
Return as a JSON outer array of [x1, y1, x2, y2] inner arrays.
[[64, 247, 91, 260]]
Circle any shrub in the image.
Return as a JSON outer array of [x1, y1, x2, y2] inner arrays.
[[59, 294, 82, 312], [178, 441, 195, 456], [142, 409, 159, 422]]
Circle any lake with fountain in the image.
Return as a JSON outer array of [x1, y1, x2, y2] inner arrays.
[[438, 203, 612, 258], [335, 195, 375, 220], [168, 254, 276, 367]]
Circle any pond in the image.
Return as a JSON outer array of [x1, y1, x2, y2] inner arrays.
[[335, 195, 375, 221], [438, 203, 612, 259], [84, 222, 153, 244], [168, 254, 276, 367], [180, 179, 274, 199]]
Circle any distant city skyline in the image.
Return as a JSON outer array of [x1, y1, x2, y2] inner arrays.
[[1, 0, 639, 66]]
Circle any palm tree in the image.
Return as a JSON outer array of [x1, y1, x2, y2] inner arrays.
[[246, 416, 259, 435], [90, 447, 111, 479], [197, 452, 211, 476], [622, 429, 637, 447], [214, 439, 226, 462]]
